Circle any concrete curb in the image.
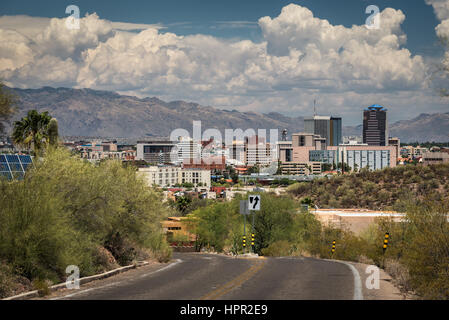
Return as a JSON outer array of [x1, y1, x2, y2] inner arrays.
[[2, 261, 149, 300]]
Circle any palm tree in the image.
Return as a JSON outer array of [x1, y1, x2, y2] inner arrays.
[[12, 110, 58, 156]]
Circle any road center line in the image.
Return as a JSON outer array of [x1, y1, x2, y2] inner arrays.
[[200, 260, 266, 300]]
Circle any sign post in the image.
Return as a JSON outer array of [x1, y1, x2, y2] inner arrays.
[[248, 195, 261, 254], [383, 233, 390, 253], [248, 195, 261, 211], [240, 200, 250, 253]]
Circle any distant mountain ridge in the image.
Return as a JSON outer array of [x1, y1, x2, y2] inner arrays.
[[343, 112, 449, 143], [5, 86, 449, 142], [6, 86, 304, 139]]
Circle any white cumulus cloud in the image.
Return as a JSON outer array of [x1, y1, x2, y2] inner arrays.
[[0, 4, 446, 124]]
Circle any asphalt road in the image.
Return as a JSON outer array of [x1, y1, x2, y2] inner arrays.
[[51, 253, 359, 300]]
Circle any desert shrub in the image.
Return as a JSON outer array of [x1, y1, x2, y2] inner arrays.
[[328, 197, 341, 208], [291, 212, 322, 254], [0, 262, 15, 298], [150, 238, 173, 263], [32, 279, 51, 297], [261, 240, 292, 257], [94, 247, 119, 272], [287, 182, 310, 195], [377, 190, 390, 203], [104, 232, 137, 266], [0, 148, 171, 289], [384, 258, 412, 293], [401, 201, 449, 299]]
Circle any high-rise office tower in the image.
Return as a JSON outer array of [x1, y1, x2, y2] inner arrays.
[[363, 105, 388, 146], [330, 117, 342, 146], [304, 115, 342, 146]]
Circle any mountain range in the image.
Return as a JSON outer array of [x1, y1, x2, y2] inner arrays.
[[5, 86, 449, 143]]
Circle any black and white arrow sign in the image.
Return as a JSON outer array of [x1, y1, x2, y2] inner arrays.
[[248, 195, 261, 211]]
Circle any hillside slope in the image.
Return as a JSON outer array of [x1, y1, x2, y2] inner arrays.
[[288, 163, 449, 211]]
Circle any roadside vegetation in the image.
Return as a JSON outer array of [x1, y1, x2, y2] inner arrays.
[[0, 148, 172, 298], [288, 163, 449, 211], [187, 188, 449, 299]]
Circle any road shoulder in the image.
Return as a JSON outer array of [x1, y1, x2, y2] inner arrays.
[[348, 261, 413, 300]]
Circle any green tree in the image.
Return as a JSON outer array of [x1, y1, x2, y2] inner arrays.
[[247, 165, 260, 174], [12, 110, 59, 155], [189, 201, 241, 252], [253, 193, 298, 254], [47, 118, 59, 147], [175, 196, 192, 215]]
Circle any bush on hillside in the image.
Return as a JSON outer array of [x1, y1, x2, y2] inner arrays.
[[0, 148, 171, 292]]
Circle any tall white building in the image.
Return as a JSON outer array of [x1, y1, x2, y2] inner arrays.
[[244, 136, 272, 166], [175, 137, 202, 165]]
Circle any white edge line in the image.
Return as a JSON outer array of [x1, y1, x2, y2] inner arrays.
[[324, 259, 364, 300], [139, 259, 182, 278], [52, 259, 183, 300]]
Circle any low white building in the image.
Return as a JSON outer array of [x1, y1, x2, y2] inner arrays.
[[138, 166, 211, 188], [138, 166, 181, 187]]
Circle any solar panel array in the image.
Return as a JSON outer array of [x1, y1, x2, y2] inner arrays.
[[0, 154, 33, 180]]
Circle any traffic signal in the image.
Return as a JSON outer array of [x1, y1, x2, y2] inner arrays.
[[331, 240, 336, 254], [383, 233, 390, 252], [243, 235, 246, 248], [251, 233, 255, 247]]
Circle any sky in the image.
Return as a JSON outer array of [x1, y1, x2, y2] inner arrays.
[[0, 0, 448, 125]]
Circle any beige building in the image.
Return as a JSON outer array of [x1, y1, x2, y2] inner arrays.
[[278, 133, 397, 171], [138, 166, 211, 188], [180, 169, 211, 187], [388, 137, 401, 161], [278, 133, 326, 163], [422, 152, 449, 165], [280, 162, 322, 175], [138, 166, 181, 187]]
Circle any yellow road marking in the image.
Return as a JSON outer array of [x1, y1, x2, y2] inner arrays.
[[200, 260, 266, 300]]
